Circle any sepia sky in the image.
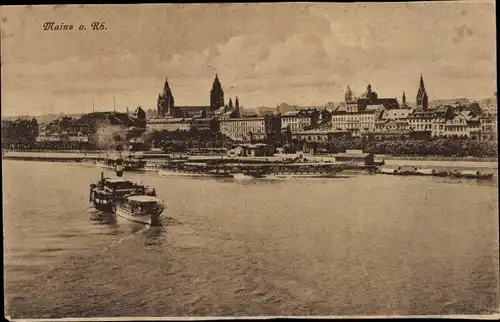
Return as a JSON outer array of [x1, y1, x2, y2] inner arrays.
[[0, 2, 496, 116]]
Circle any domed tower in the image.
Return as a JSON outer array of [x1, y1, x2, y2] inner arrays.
[[345, 86, 353, 103], [210, 74, 224, 110], [416, 74, 428, 110], [364, 84, 378, 101]]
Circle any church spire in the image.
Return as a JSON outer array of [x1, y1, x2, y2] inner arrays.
[[230, 96, 241, 118], [416, 74, 429, 110], [158, 77, 175, 117], [402, 91, 407, 107], [228, 98, 233, 109], [210, 73, 224, 109]]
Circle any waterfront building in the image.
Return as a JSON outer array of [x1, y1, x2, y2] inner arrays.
[[407, 108, 434, 132], [191, 117, 220, 134], [429, 106, 454, 137], [430, 108, 473, 138], [331, 84, 400, 137], [374, 109, 412, 131], [479, 111, 497, 141], [219, 115, 281, 142], [146, 117, 193, 132], [293, 130, 350, 143], [281, 109, 320, 133], [331, 104, 385, 137]]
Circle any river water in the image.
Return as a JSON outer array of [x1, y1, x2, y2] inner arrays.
[[3, 160, 499, 318]]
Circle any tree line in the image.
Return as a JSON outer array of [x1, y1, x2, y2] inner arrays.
[[299, 137, 498, 158]]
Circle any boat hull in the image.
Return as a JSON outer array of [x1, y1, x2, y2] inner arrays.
[[159, 169, 232, 178], [93, 200, 114, 213], [232, 173, 255, 180], [114, 204, 163, 226], [262, 172, 339, 180], [140, 166, 160, 172]]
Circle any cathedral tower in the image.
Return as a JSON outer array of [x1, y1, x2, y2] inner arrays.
[[157, 78, 175, 117], [230, 96, 241, 118], [416, 74, 428, 110], [210, 74, 224, 109]]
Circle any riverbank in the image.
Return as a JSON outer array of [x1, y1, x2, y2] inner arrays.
[[3, 150, 498, 169], [383, 155, 498, 162]]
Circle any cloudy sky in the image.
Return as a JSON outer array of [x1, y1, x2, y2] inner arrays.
[[1, 2, 496, 116]]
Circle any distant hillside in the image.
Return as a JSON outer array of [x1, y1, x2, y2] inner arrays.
[[145, 109, 157, 119], [430, 98, 472, 107], [255, 102, 342, 115]]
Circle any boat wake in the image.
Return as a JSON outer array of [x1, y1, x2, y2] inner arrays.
[[33, 223, 149, 283]]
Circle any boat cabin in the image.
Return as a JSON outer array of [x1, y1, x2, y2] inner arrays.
[[124, 195, 164, 215], [332, 151, 374, 166]]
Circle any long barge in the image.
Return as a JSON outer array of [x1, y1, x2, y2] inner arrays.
[[158, 159, 346, 179], [377, 166, 495, 180]]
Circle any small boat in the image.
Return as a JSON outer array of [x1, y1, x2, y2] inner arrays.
[[114, 195, 164, 226], [379, 167, 399, 174], [96, 153, 145, 173], [415, 168, 436, 176], [378, 166, 417, 176], [232, 172, 255, 181]]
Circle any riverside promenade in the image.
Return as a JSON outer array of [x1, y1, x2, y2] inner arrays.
[[2, 151, 121, 162]]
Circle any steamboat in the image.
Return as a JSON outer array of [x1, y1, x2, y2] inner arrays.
[[158, 161, 233, 178], [95, 153, 146, 172], [236, 163, 345, 179], [157, 158, 346, 180], [89, 172, 157, 212], [129, 152, 175, 172]]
